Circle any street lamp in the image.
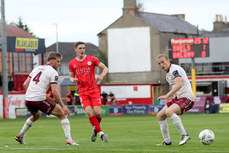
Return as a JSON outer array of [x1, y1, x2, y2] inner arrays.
[[54, 23, 59, 53]]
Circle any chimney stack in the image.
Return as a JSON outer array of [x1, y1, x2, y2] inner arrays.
[[172, 14, 185, 20], [215, 14, 219, 22], [122, 0, 137, 15], [219, 14, 223, 22], [213, 14, 229, 32]]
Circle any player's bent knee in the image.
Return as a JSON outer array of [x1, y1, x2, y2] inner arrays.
[[56, 111, 67, 120], [157, 112, 166, 121], [85, 110, 94, 117], [33, 111, 41, 121], [94, 111, 101, 117], [51, 105, 66, 118], [156, 113, 161, 120], [86, 112, 94, 117], [165, 109, 173, 118], [59, 114, 67, 120]]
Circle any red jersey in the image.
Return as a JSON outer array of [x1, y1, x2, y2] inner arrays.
[[69, 55, 100, 95]]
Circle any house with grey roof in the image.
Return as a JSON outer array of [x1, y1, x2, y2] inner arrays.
[[98, 0, 198, 94]]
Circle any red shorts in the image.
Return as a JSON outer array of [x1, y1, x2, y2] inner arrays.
[[166, 97, 194, 114], [80, 91, 102, 109], [25, 97, 56, 115]]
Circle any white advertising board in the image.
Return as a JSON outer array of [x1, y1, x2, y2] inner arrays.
[[108, 27, 151, 73], [0, 94, 26, 119], [101, 85, 151, 99]]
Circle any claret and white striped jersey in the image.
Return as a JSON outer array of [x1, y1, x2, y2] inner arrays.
[[25, 65, 58, 101]]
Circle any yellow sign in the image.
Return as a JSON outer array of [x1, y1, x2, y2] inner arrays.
[[191, 68, 196, 97], [219, 103, 229, 113], [15, 37, 39, 50], [68, 86, 76, 91]]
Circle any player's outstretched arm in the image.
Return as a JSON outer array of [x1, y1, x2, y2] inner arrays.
[[51, 83, 70, 116]]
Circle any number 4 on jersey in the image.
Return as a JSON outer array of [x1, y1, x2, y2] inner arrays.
[[33, 71, 42, 84]]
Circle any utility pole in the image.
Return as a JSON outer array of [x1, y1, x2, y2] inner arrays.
[[1, 0, 9, 119], [54, 23, 61, 92], [55, 23, 59, 53]]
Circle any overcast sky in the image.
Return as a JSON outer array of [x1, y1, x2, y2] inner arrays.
[[4, 0, 229, 47]]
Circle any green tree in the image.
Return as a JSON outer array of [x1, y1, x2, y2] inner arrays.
[[96, 50, 108, 67], [15, 17, 35, 36], [96, 50, 109, 83], [137, 0, 144, 12]]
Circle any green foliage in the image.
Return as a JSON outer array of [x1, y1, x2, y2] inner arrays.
[[15, 17, 35, 36], [137, 0, 144, 12], [96, 50, 109, 83], [0, 114, 229, 153], [96, 50, 107, 67]]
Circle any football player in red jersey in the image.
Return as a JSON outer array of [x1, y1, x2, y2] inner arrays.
[[69, 41, 108, 142]]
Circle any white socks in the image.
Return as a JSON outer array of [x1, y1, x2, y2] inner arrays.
[[158, 120, 171, 143], [170, 114, 187, 136], [19, 118, 73, 142], [61, 118, 72, 141], [19, 118, 34, 137], [99, 131, 104, 137]]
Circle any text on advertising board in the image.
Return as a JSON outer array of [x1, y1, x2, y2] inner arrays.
[[15, 37, 39, 51]]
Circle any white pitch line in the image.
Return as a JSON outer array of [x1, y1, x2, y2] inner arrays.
[[0, 147, 229, 153]]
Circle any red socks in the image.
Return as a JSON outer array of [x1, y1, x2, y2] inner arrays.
[[89, 115, 102, 132], [96, 116, 102, 123]]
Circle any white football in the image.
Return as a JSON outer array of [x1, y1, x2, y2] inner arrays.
[[199, 129, 215, 145]]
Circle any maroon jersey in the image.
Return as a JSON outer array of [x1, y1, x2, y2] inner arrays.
[[69, 55, 100, 95]]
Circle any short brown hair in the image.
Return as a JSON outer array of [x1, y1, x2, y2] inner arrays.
[[74, 41, 85, 48], [156, 54, 169, 60], [47, 52, 62, 61]]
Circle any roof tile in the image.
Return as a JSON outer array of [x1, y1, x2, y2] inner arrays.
[[0, 24, 34, 38], [137, 12, 198, 34]]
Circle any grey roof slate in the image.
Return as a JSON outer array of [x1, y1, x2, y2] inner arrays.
[[46, 42, 99, 62], [200, 32, 229, 38], [137, 12, 198, 34]]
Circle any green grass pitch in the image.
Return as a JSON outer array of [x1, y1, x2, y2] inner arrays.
[[0, 113, 229, 153]]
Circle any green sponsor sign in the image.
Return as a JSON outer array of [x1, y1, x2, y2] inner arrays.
[[76, 105, 109, 115], [101, 105, 109, 115], [76, 106, 86, 115]]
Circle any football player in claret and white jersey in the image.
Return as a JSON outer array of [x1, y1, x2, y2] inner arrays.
[[15, 52, 79, 146], [156, 54, 195, 146], [69, 41, 108, 143]]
